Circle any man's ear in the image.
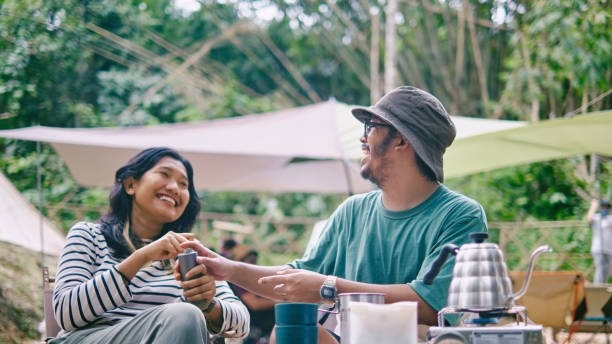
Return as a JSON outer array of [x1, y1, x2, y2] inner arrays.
[[123, 177, 136, 195], [394, 135, 409, 150]]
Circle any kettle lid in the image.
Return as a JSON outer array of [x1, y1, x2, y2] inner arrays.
[[469, 232, 488, 243]]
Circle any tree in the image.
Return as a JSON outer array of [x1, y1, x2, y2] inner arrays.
[[496, 0, 611, 121]]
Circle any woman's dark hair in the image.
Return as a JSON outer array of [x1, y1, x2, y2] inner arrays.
[[100, 147, 201, 259]]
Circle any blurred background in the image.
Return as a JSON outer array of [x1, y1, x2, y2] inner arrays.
[[0, 0, 610, 342]]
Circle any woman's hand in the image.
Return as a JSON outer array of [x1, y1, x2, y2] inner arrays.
[[117, 232, 195, 284], [140, 231, 195, 262], [178, 263, 217, 310]]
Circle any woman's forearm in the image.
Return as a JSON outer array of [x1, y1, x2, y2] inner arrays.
[[116, 248, 151, 282]]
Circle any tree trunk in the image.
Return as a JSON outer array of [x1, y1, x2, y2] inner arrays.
[[517, 29, 539, 122], [455, 1, 466, 87], [370, 11, 381, 103], [466, 3, 490, 114], [581, 85, 589, 114], [384, 0, 398, 92], [453, 0, 467, 114]]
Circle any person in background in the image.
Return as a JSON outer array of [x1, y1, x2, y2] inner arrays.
[[50, 147, 249, 344], [182, 86, 488, 343], [587, 198, 611, 283], [220, 238, 239, 259], [229, 249, 276, 344]]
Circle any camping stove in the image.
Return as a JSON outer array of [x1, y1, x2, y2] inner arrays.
[[426, 306, 544, 344]]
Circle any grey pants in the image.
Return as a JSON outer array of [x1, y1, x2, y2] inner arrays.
[[49, 303, 209, 344], [593, 252, 611, 283]]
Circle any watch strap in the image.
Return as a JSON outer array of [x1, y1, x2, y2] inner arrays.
[[203, 297, 217, 314]]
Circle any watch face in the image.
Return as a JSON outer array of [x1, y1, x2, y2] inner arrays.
[[321, 286, 335, 300]]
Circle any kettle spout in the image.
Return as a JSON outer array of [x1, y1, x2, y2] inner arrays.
[[512, 245, 553, 301]]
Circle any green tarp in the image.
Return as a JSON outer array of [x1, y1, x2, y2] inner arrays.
[[445, 110, 612, 179]]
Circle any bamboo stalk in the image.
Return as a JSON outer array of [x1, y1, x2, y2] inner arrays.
[[384, 0, 398, 92], [257, 34, 321, 103], [466, 2, 490, 113], [370, 11, 381, 103]]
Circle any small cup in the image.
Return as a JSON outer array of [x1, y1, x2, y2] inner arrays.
[[274, 302, 318, 326], [275, 324, 318, 344]]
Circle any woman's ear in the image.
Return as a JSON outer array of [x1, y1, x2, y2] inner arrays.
[[123, 177, 136, 195]]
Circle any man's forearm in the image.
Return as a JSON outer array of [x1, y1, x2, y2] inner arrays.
[[230, 263, 289, 300]]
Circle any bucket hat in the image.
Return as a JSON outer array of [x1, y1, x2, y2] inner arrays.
[[351, 86, 456, 182]]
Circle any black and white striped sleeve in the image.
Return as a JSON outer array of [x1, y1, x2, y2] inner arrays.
[[213, 280, 250, 338], [53, 223, 132, 332]]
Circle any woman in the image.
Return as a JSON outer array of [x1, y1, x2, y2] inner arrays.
[[50, 147, 249, 343]]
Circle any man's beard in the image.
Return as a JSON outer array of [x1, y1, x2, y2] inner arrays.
[[360, 134, 395, 187]]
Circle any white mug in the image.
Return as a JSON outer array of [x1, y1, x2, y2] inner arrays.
[[347, 301, 418, 344]]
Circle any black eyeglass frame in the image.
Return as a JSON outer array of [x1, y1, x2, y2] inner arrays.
[[363, 119, 392, 137]]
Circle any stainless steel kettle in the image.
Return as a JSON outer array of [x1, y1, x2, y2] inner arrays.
[[423, 232, 551, 311]]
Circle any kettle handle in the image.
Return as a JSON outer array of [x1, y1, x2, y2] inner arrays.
[[423, 244, 459, 285]]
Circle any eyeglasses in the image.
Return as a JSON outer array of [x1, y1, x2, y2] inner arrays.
[[363, 120, 391, 137]]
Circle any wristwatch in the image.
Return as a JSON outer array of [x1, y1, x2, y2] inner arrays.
[[319, 275, 337, 306], [203, 297, 217, 314]]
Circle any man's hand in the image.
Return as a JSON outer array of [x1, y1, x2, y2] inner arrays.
[[179, 240, 237, 281], [258, 268, 326, 303]]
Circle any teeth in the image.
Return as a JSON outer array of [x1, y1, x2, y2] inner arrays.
[[159, 195, 176, 206]]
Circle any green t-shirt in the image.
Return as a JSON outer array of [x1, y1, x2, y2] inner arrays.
[[290, 184, 487, 312]]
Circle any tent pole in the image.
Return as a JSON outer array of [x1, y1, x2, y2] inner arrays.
[[37, 141, 44, 269], [341, 159, 355, 196]]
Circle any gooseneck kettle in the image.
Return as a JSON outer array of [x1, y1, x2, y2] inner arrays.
[[423, 232, 551, 311]]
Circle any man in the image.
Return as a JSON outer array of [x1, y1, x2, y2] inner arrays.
[[587, 198, 611, 283], [182, 86, 488, 343]]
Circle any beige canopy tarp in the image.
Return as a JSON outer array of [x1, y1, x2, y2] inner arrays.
[[0, 100, 526, 194], [0, 172, 65, 255], [2, 105, 609, 192]]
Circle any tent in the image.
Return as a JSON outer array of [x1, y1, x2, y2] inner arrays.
[[0, 100, 526, 194], [445, 110, 612, 178], [0, 172, 65, 256]]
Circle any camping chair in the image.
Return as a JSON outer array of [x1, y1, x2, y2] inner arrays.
[[43, 266, 60, 340], [572, 284, 611, 344], [509, 271, 587, 341]]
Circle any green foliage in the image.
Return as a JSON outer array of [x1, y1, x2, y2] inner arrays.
[[97, 67, 189, 126], [498, 223, 592, 273], [0, 0, 105, 128], [202, 189, 343, 219], [498, 0, 611, 119], [0, 1, 610, 340], [447, 159, 592, 221]]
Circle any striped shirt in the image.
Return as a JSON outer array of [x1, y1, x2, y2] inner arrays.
[[53, 221, 249, 338]]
